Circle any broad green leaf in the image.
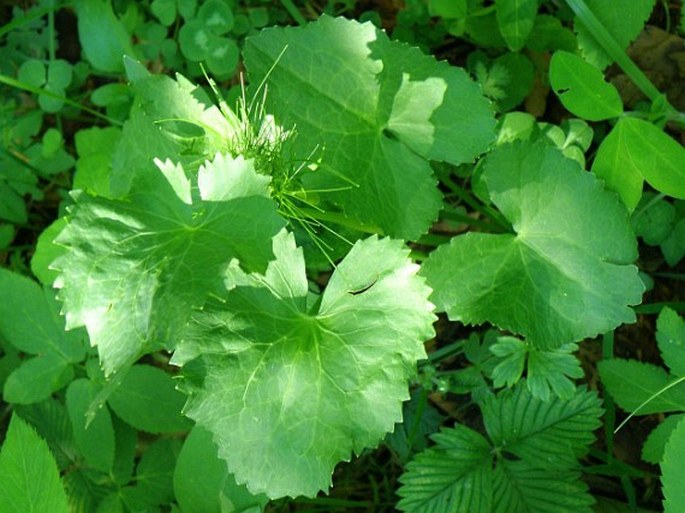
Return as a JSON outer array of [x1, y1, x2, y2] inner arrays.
[[66, 379, 116, 473], [174, 426, 268, 513], [549, 51, 623, 121], [53, 154, 285, 375], [0, 268, 85, 361], [493, 460, 594, 513], [74, 0, 138, 72], [642, 414, 685, 464], [662, 416, 685, 512], [3, 354, 73, 405], [422, 141, 643, 349], [31, 218, 68, 287], [483, 383, 602, 468], [0, 414, 69, 513], [575, 0, 656, 69], [598, 359, 685, 414], [244, 15, 495, 240], [175, 232, 435, 497], [606, 118, 685, 201], [525, 15, 577, 52], [657, 308, 685, 376], [591, 118, 644, 211], [495, 0, 538, 51], [107, 364, 191, 433], [396, 425, 493, 513]]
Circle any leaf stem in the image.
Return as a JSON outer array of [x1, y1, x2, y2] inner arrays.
[[295, 206, 382, 235], [633, 302, 685, 314], [565, 0, 685, 126], [601, 331, 616, 464], [0, 1, 72, 39]]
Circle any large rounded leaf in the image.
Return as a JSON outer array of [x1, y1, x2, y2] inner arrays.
[[422, 141, 644, 349], [174, 232, 435, 498], [244, 15, 495, 240], [53, 154, 285, 375]]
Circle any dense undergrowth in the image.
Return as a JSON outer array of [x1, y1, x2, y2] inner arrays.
[[0, 1, 684, 512]]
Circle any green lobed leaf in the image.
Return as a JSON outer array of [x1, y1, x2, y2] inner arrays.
[[53, 154, 285, 375], [0, 414, 70, 513], [422, 141, 643, 349], [575, 0, 656, 70], [244, 15, 495, 240], [396, 425, 493, 513], [111, 71, 233, 196], [527, 343, 583, 401], [495, 0, 539, 51], [107, 364, 192, 433], [121, 439, 179, 508], [483, 382, 603, 469], [662, 416, 685, 512], [598, 359, 685, 414], [490, 337, 526, 388], [549, 51, 623, 121], [174, 426, 268, 513], [175, 231, 435, 498]]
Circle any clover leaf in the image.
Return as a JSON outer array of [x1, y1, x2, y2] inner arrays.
[[174, 231, 436, 498], [422, 140, 644, 349]]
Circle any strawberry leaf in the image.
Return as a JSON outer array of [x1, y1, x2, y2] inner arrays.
[[174, 231, 435, 498]]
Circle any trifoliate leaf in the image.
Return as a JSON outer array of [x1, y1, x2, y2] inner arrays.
[[397, 425, 493, 513], [662, 416, 685, 513], [422, 141, 643, 349], [657, 308, 685, 376], [483, 383, 602, 469], [54, 153, 285, 375], [244, 15, 495, 240], [175, 231, 435, 498], [0, 415, 69, 513], [397, 384, 600, 513], [598, 359, 685, 414], [575, 0, 656, 70]]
